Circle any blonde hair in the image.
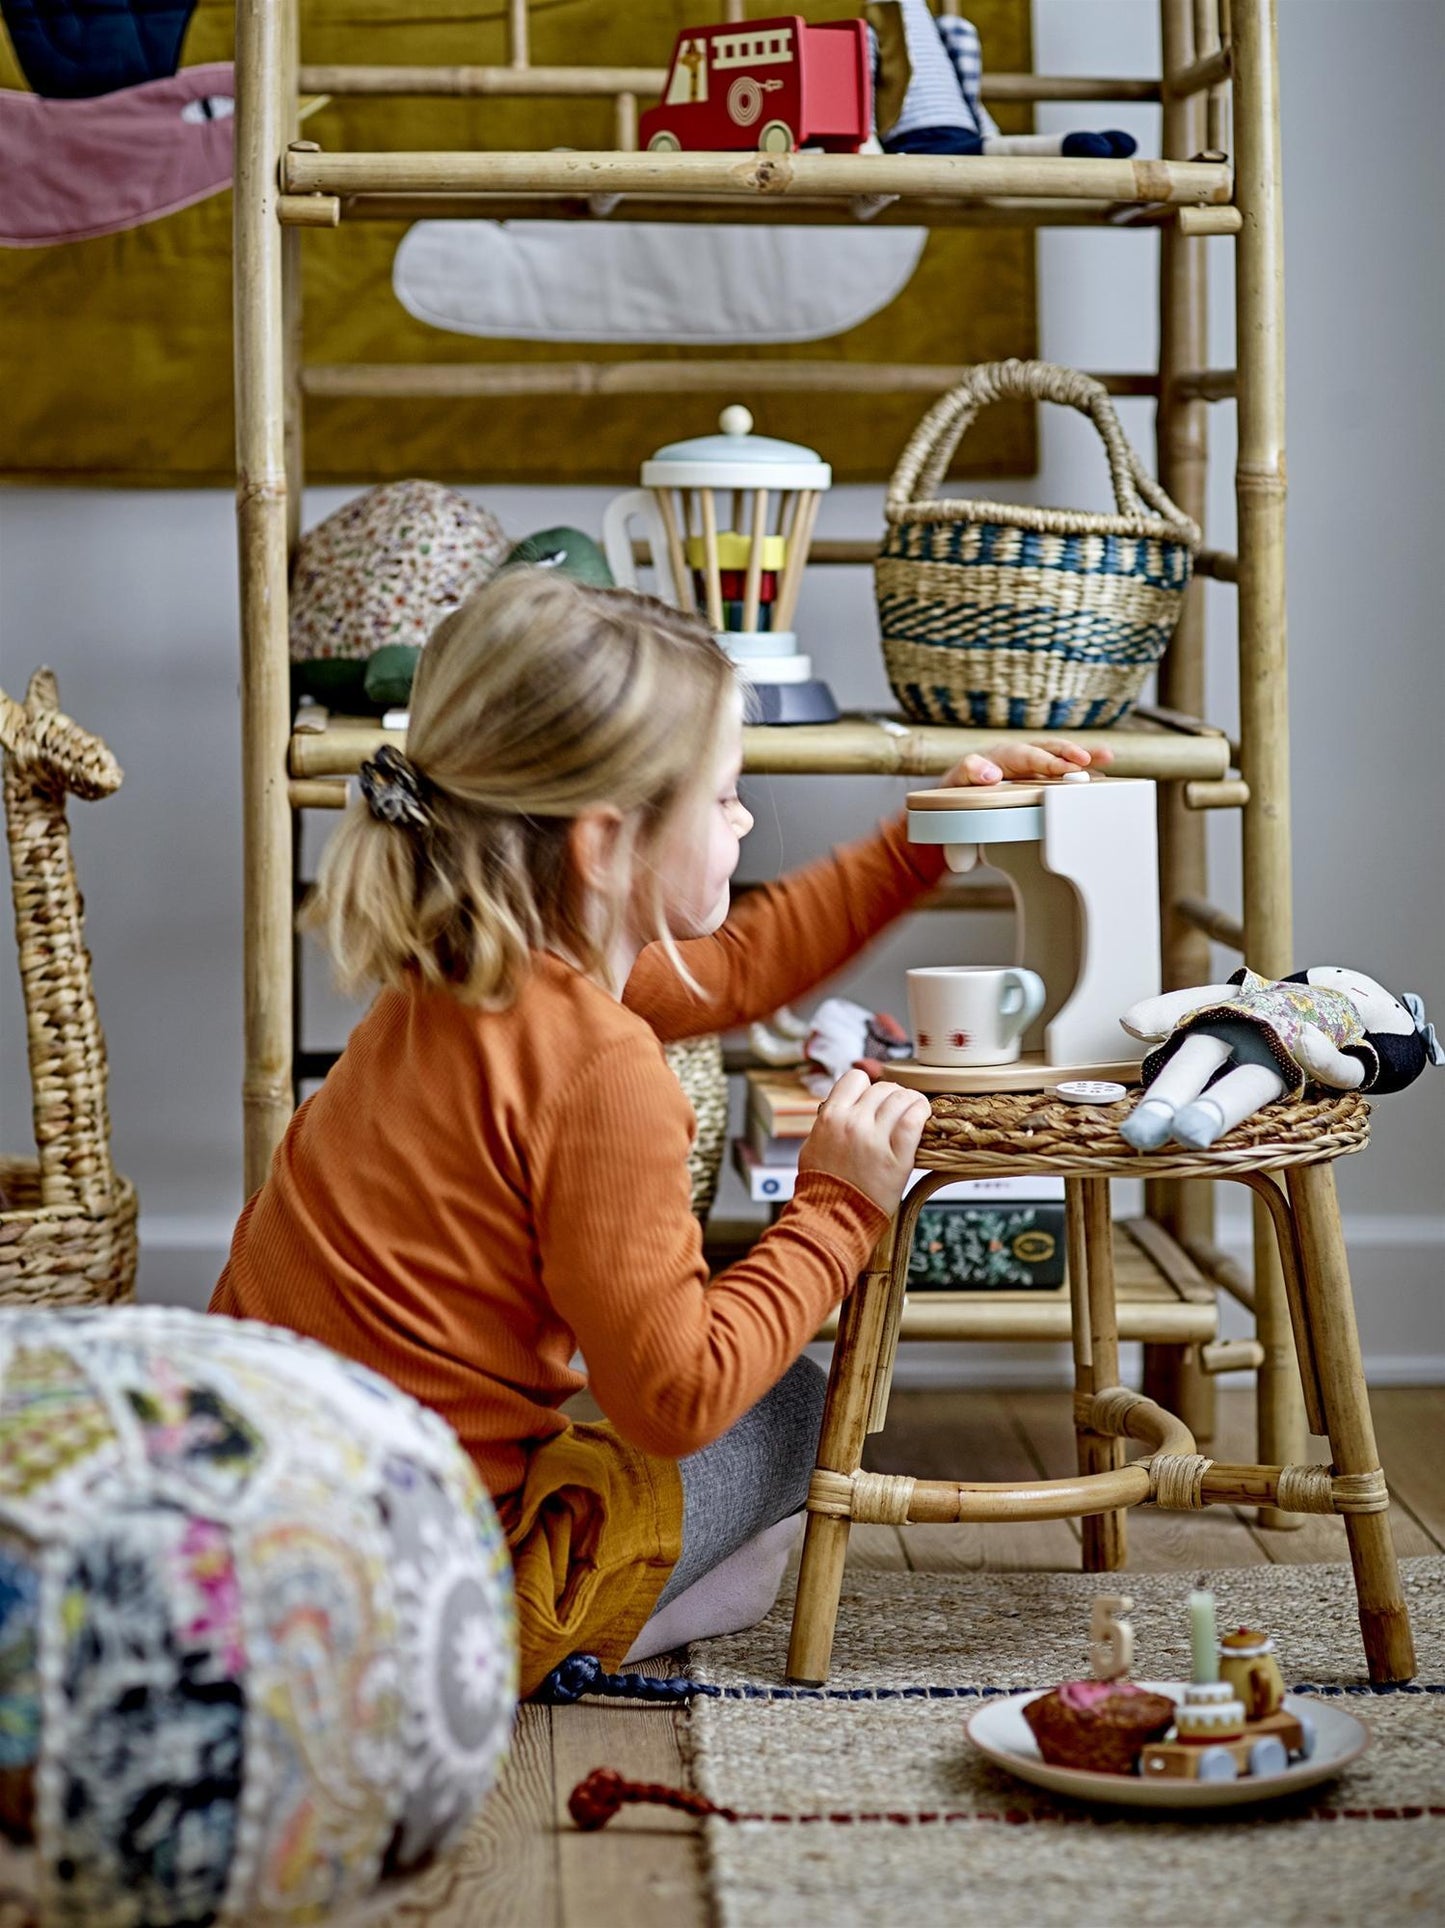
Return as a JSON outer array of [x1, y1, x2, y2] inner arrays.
[[307, 568, 738, 1006]]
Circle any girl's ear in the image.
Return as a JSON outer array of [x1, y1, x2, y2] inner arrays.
[[568, 806, 629, 894]]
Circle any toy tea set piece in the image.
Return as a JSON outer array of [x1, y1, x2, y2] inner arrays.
[[968, 1590, 1366, 1813], [602, 406, 839, 724], [881, 770, 1160, 1093]]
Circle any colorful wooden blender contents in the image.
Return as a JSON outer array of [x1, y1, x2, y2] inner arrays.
[[883, 772, 1162, 1093], [600, 405, 838, 723]]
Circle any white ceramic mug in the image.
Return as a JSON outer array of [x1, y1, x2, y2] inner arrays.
[[906, 966, 1047, 1068]]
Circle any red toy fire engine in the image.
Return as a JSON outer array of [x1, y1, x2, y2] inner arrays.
[[639, 15, 872, 155]]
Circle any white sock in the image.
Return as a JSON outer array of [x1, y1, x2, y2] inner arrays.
[[623, 1513, 803, 1663]]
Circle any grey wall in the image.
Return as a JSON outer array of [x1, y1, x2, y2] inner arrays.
[[2, 0, 1441, 1378]]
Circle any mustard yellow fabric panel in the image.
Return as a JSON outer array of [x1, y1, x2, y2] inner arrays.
[[0, 1, 1036, 486]]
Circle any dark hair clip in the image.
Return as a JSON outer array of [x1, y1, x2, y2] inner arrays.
[[358, 744, 431, 832]]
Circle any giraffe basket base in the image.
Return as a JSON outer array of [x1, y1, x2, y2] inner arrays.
[[0, 1158, 138, 1309]]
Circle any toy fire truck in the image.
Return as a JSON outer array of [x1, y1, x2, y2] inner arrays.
[[639, 14, 872, 155]]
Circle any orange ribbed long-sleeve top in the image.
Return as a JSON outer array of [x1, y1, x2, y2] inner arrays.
[[211, 813, 945, 1523]]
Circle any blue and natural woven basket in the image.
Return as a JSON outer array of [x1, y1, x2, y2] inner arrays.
[[876, 361, 1201, 729]]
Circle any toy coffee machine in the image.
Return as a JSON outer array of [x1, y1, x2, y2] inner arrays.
[[886, 772, 1161, 1092], [602, 406, 838, 723]]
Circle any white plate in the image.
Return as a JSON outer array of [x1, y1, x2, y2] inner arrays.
[[966, 1686, 1369, 1811]]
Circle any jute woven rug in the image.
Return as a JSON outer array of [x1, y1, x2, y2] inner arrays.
[[681, 1559, 1445, 1928]]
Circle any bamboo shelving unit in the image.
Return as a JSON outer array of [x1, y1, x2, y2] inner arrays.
[[234, 0, 1302, 1508]]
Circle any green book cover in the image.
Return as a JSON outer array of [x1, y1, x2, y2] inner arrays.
[[908, 1203, 1065, 1291]]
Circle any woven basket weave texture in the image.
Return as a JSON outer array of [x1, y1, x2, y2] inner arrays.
[[1, 670, 136, 1308], [876, 361, 1200, 730]]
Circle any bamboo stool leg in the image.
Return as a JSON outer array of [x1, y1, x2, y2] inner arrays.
[[1070, 1178, 1127, 1572], [1285, 1161, 1416, 1684], [787, 1220, 900, 1686]]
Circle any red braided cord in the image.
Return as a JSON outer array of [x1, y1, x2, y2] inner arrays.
[[567, 1768, 734, 1831]]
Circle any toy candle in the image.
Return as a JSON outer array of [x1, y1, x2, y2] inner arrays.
[[1189, 1588, 1220, 1684]]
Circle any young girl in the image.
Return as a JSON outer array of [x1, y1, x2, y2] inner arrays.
[[211, 569, 1106, 1693]]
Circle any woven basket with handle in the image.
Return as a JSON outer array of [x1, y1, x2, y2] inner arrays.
[[0, 671, 137, 1308], [663, 1034, 728, 1223], [876, 361, 1201, 730]]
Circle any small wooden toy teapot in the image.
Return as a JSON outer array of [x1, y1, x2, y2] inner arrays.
[[1217, 1627, 1287, 1720]]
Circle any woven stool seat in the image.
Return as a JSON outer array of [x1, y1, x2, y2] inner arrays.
[[918, 1089, 1371, 1177], [787, 1087, 1414, 1692]]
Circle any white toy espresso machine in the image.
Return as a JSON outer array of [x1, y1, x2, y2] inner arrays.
[[883, 772, 1162, 1092], [602, 405, 838, 724]]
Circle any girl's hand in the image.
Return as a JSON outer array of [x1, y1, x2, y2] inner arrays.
[[939, 739, 1115, 787], [798, 1067, 931, 1216]]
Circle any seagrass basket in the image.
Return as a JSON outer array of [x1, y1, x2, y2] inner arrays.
[[0, 670, 137, 1308], [876, 361, 1201, 729], [663, 1034, 728, 1222]]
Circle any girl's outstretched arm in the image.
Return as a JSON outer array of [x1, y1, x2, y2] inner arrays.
[[535, 1037, 887, 1460], [626, 740, 1109, 1039]]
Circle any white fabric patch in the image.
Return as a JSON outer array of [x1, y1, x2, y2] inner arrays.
[[391, 219, 927, 345]]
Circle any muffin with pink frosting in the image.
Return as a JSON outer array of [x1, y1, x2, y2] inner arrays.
[[1023, 1679, 1176, 1774]]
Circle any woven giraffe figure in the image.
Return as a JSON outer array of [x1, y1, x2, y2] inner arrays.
[[0, 668, 136, 1305]]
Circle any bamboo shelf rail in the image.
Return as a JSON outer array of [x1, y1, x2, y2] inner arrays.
[[234, 0, 1299, 1499]]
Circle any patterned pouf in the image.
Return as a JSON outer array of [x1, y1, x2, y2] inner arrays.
[[0, 1306, 517, 1927]]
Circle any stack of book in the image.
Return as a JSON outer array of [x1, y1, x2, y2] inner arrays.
[[736, 1069, 1065, 1290]]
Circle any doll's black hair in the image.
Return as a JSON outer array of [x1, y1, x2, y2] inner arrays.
[[1368, 1027, 1430, 1094]]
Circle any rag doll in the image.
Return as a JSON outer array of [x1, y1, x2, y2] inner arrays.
[[751, 997, 911, 1095], [1118, 966, 1443, 1151], [867, 2, 1137, 159]]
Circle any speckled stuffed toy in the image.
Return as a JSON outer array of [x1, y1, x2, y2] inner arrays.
[[1118, 966, 1444, 1150]]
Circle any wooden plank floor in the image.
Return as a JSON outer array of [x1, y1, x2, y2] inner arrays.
[[407, 1387, 1444, 1927]]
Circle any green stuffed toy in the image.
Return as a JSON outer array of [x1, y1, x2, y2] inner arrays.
[[502, 526, 615, 588]]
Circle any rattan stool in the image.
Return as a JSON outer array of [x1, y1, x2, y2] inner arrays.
[[786, 1090, 1415, 1688]]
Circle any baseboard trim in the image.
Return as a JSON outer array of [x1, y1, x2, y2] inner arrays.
[[140, 1213, 1445, 1388]]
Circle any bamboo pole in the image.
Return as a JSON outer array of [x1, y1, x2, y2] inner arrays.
[[1148, 0, 1217, 1406], [1199, 1338, 1266, 1374], [338, 193, 1211, 229], [1181, 1237, 1256, 1311], [234, 0, 298, 1195], [295, 64, 1162, 104], [285, 148, 1234, 204], [508, 0, 529, 69], [1174, 369, 1238, 401], [1234, 0, 1303, 1517], [1165, 47, 1231, 96], [1175, 895, 1244, 949], [1177, 206, 1242, 236], [1193, 0, 1231, 152], [1196, 546, 1238, 581], [292, 713, 1232, 781], [1183, 778, 1249, 809], [276, 193, 341, 226], [288, 779, 347, 809], [816, 1297, 1216, 1344], [740, 490, 769, 635], [698, 489, 723, 631], [300, 362, 1164, 401], [614, 90, 637, 153]]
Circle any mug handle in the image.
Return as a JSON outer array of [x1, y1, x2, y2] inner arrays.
[[601, 489, 677, 603], [999, 968, 1047, 1045]]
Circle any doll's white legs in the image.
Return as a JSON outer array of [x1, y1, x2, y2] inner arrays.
[[1172, 1063, 1288, 1148], [623, 1513, 802, 1661], [1120, 1033, 1234, 1149]]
